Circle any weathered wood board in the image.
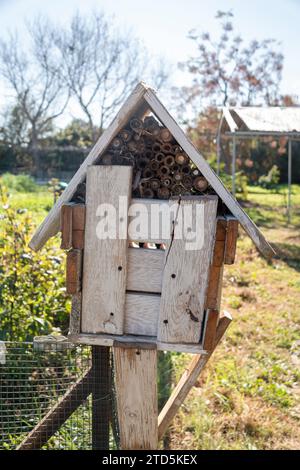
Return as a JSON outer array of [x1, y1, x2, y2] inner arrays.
[[69, 332, 207, 354], [127, 247, 164, 293], [69, 292, 81, 335], [203, 309, 219, 351], [114, 346, 158, 449], [81, 166, 132, 335], [224, 216, 239, 264], [158, 196, 218, 343], [60, 204, 73, 250], [66, 249, 82, 294], [124, 292, 160, 336]]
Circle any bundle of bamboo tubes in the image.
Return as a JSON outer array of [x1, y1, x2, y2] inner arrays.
[[71, 115, 210, 203]]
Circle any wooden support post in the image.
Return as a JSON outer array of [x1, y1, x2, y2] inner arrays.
[[91, 346, 111, 450], [17, 368, 92, 450], [287, 139, 292, 224], [232, 135, 237, 197], [158, 311, 232, 441], [114, 345, 158, 450]]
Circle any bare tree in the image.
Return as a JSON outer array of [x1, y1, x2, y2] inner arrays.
[[53, 11, 169, 142], [178, 11, 284, 111], [0, 20, 69, 172]]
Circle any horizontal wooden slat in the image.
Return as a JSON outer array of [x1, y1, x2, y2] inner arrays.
[[127, 248, 164, 293], [69, 333, 207, 354], [124, 292, 160, 336]]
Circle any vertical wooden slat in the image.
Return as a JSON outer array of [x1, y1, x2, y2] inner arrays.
[[224, 216, 239, 264], [81, 166, 132, 334], [66, 249, 82, 294], [69, 292, 81, 335], [61, 204, 73, 250], [203, 309, 219, 351], [114, 346, 158, 450], [158, 196, 218, 343]]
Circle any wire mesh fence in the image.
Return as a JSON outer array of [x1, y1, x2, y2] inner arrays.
[[0, 341, 118, 450]]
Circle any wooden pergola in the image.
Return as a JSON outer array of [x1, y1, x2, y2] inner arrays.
[[217, 106, 300, 222]]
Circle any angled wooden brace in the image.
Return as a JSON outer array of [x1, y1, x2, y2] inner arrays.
[[158, 311, 232, 441], [17, 368, 93, 450]]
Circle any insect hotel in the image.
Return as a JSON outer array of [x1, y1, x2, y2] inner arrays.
[[28, 83, 274, 450]]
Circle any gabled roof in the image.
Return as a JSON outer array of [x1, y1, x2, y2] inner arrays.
[[222, 106, 300, 134], [29, 82, 274, 258]]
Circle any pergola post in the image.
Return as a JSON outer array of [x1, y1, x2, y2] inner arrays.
[[216, 129, 221, 176], [287, 139, 292, 224], [232, 135, 237, 197]]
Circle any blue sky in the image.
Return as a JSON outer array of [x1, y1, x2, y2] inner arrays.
[[0, 0, 299, 121]]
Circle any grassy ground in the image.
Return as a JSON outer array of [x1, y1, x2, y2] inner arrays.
[[168, 184, 300, 450], [5, 184, 300, 450]]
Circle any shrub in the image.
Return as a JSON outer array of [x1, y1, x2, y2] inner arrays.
[[0, 182, 69, 341], [258, 165, 280, 189], [1, 173, 38, 192]]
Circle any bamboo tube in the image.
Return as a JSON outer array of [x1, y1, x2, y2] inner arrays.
[[143, 168, 154, 179], [154, 152, 165, 163], [150, 179, 160, 191], [127, 141, 138, 153], [175, 153, 189, 165], [181, 165, 191, 175], [130, 117, 143, 133], [111, 137, 122, 150], [162, 143, 173, 154], [193, 176, 209, 192], [152, 142, 162, 153], [142, 188, 154, 198], [158, 165, 170, 178], [163, 155, 175, 167], [182, 176, 193, 189], [161, 177, 172, 187], [171, 185, 183, 196], [120, 129, 132, 142], [173, 172, 183, 183], [157, 187, 170, 199], [160, 128, 172, 142], [150, 160, 160, 171]]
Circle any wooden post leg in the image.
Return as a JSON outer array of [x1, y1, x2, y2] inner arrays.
[[158, 311, 232, 441], [91, 346, 111, 450], [114, 345, 158, 450]]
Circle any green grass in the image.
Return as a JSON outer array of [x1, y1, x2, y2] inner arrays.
[[3, 183, 300, 450]]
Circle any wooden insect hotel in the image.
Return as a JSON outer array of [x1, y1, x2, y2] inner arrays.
[[29, 83, 274, 450]]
